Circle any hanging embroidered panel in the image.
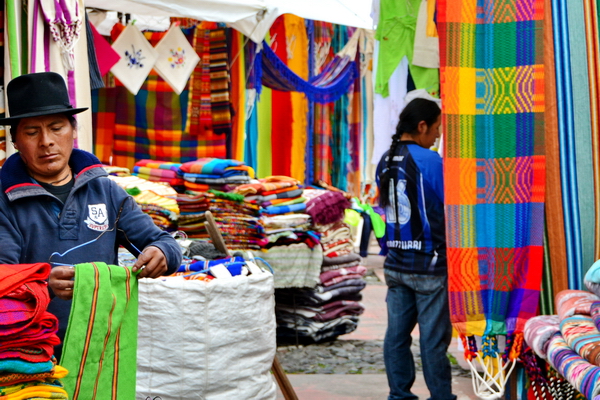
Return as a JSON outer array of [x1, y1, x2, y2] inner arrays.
[[439, 0, 545, 356]]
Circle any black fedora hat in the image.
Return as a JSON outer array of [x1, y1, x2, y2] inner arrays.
[[0, 71, 88, 125]]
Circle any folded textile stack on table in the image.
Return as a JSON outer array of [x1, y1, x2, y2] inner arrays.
[[234, 176, 305, 213], [102, 165, 131, 176], [175, 191, 209, 237], [523, 261, 600, 399], [179, 158, 254, 192], [239, 177, 323, 288], [133, 159, 185, 189], [275, 252, 366, 344], [0, 263, 69, 399], [109, 175, 180, 231], [271, 188, 366, 344], [253, 213, 323, 289], [175, 190, 266, 250], [205, 191, 266, 250]]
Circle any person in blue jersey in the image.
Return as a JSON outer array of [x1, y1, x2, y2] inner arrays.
[[0, 72, 182, 360], [376, 98, 455, 400]]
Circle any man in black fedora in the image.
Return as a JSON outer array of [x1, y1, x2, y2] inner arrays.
[[0, 71, 182, 359]]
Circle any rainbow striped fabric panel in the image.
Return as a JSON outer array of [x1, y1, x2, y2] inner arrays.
[[60, 263, 138, 400], [438, 0, 546, 346]]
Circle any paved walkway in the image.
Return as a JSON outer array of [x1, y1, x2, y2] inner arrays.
[[275, 255, 479, 400]]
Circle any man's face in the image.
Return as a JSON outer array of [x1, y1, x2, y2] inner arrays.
[[14, 114, 76, 184]]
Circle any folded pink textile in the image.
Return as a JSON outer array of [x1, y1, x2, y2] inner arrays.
[[90, 21, 120, 76], [555, 290, 600, 320], [320, 266, 367, 286], [524, 314, 560, 359], [313, 302, 365, 322], [0, 281, 50, 337]]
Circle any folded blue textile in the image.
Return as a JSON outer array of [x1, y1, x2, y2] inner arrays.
[[262, 202, 307, 215], [183, 170, 249, 179], [0, 358, 54, 374], [178, 256, 245, 273]]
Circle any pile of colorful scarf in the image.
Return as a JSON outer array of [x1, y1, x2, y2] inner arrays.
[[179, 158, 254, 192], [133, 159, 185, 188], [205, 195, 266, 250], [0, 263, 68, 399]]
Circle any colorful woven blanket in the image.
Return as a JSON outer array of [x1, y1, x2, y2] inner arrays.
[[61, 262, 138, 400], [439, 0, 546, 359], [560, 315, 600, 366], [555, 290, 600, 320], [547, 331, 600, 398], [524, 315, 560, 359]]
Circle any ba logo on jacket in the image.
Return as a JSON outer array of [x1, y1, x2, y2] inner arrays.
[[84, 204, 109, 231]]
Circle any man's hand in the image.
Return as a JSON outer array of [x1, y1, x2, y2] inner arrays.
[[132, 246, 168, 278], [49, 266, 75, 300]]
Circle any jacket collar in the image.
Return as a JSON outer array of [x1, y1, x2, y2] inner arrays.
[[1, 149, 107, 202]]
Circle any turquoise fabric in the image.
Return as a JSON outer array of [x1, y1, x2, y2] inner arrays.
[[0, 359, 53, 374]]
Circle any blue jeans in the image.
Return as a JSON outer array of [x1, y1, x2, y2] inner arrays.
[[384, 270, 456, 400]]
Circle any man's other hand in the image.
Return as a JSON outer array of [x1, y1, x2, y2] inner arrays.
[[49, 266, 75, 300], [132, 246, 168, 278]]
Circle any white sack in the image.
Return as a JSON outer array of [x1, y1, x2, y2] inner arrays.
[[136, 273, 277, 400]]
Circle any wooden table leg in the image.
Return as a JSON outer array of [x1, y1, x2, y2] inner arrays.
[[272, 356, 298, 400]]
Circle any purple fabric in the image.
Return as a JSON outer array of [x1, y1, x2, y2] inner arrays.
[[592, 302, 600, 331], [313, 301, 364, 322], [306, 191, 350, 226], [320, 265, 367, 286]]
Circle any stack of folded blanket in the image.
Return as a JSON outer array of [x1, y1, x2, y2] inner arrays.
[[205, 191, 266, 250], [524, 270, 600, 399], [0, 263, 69, 399], [133, 160, 185, 189], [179, 158, 254, 192], [102, 165, 131, 176], [273, 189, 366, 344], [318, 221, 355, 258], [243, 177, 323, 287], [235, 176, 305, 215], [176, 191, 210, 237], [260, 214, 315, 247], [109, 175, 180, 231], [274, 253, 366, 344]]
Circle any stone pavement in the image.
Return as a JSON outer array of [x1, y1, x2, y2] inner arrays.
[[275, 254, 479, 400]]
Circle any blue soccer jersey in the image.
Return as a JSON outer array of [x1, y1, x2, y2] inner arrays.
[[376, 141, 446, 275]]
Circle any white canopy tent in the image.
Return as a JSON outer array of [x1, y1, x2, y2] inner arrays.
[[85, 0, 374, 42]]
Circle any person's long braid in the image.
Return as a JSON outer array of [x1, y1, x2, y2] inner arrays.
[[379, 98, 441, 208], [379, 133, 401, 208]]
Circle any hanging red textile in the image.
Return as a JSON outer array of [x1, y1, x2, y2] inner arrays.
[[269, 16, 293, 177]]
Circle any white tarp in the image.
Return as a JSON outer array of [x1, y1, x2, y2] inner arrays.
[[85, 0, 373, 42]]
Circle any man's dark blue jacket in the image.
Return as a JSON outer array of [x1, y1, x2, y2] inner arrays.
[[0, 148, 182, 354]]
